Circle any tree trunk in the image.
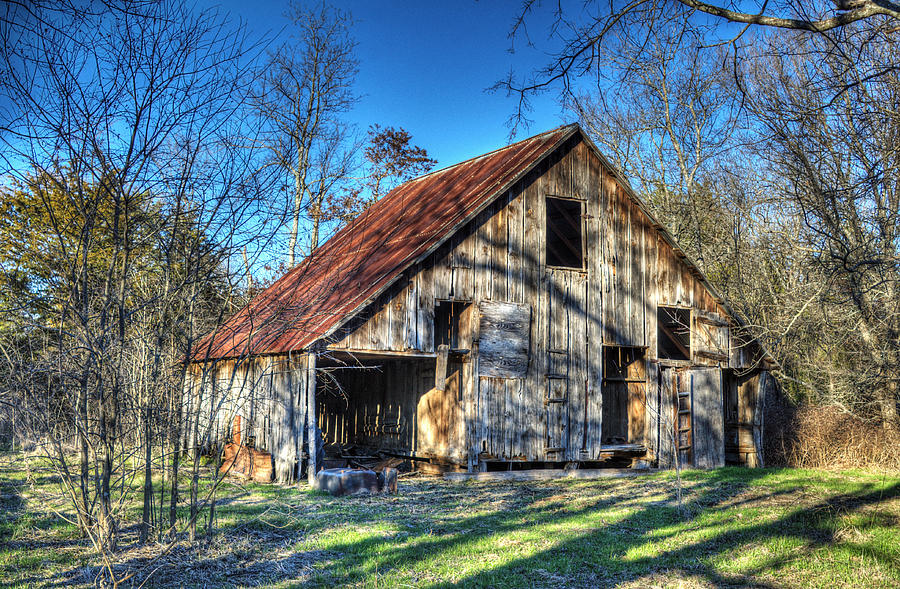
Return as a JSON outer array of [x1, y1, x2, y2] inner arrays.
[[288, 171, 302, 268], [77, 379, 91, 537], [98, 388, 117, 553], [139, 406, 152, 544], [189, 371, 202, 543], [169, 395, 182, 536], [880, 380, 899, 432]]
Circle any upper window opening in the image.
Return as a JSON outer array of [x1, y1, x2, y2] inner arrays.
[[545, 196, 583, 269], [658, 307, 691, 361], [434, 301, 470, 350]]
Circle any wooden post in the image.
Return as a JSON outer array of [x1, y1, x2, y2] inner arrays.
[[754, 370, 768, 468], [306, 351, 318, 486], [435, 344, 449, 392]]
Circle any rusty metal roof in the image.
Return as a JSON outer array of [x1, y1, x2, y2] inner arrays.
[[192, 124, 578, 361]]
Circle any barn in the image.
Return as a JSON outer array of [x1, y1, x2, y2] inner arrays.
[[187, 124, 777, 483]]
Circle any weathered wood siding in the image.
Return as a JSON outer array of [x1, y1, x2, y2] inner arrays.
[[187, 354, 307, 482]]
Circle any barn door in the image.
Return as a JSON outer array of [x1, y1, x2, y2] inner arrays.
[[674, 369, 693, 467], [689, 366, 725, 468], [659, 367, 723, 468], [418, 355, 462, 458]]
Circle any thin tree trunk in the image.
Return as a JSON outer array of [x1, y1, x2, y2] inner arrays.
[[77, 378, 91, 536], [99, 387, 116, 553], [287, 171, 302, 268], [140, 406, 152, 544], [169, 392, 182, 536]]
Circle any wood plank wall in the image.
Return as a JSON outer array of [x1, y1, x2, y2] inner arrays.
[[187, 354, 308, 482]]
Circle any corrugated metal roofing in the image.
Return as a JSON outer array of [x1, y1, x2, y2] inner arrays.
[[192, 124, 578, 361]]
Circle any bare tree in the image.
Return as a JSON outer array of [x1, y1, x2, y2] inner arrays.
[[572, 22, 742, 269], [253, 2, 359, 263], [500, 1, 899, 129], [503, 3, 898, 432], [0, 0, 276, 581], [738, 24, 900, 430]]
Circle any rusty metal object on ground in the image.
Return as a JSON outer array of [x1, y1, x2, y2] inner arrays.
[[220, 443, 274, 483]]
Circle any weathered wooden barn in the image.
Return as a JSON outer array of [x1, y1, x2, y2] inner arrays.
[[188, 124, 777, 483]]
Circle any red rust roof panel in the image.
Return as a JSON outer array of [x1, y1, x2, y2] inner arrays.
[[193, 124, 577, 361]]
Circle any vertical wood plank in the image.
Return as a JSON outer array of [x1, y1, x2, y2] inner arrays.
[[390, 281, 407, 351], [585, 148, 603, 456], [433, 244, 452, 301], [523, 168, 543, 460], [473, 209, 492, 302], [566, 274, 585, 460], [406, 268, 418, 350], [507, 187, 525, 303], [453, 224, 476, 301], [491, 202, 508, 301], [306, 352, 318, 484], [417, 260, 435, 352], [646, 361, 659, 460]]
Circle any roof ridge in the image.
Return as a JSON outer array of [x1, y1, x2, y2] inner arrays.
[[404, 123, 579, 185], [292, 123, 579, 271]]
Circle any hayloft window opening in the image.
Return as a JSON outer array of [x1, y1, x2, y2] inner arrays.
[[545, 196, 584, 269], [658, 307, 691, 361], [434, 301, 470, 350]]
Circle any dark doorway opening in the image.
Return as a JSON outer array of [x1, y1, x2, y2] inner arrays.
[[601, 346, 647, 445]]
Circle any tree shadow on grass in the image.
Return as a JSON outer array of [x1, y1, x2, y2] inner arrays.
[[435, 474, 900, 588], [30, 469, 900, 588], [299, 469, 900, 588]]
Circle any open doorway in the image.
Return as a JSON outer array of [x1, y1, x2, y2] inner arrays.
[[601, 346, 647, 445]]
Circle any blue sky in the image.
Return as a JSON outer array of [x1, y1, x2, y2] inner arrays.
[[218, 0, 575, 167]]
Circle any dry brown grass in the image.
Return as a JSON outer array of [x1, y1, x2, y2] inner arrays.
[[782, 405, 900, 471]]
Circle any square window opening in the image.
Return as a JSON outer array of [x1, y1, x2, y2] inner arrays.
[[545, 196, 584, 269], [434, 301, 471, 350], [658, 307, 691, 361]]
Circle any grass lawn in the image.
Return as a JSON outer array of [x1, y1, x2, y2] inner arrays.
[[1, 455, 898, 588]]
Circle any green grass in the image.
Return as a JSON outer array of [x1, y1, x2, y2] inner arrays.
[[1, 455, 898, 588]]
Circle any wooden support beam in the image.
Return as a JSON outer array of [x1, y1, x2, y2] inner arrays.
[[444, 468, 655, 482], [658, 319, 691, 360], [306, 351, 318, 486]]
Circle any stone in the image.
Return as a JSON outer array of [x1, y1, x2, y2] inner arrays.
[[315, 468, 379, 496]]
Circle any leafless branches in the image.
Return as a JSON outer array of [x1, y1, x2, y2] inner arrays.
[[0, 0, 276, 579], [252, 2, 360, 265]]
